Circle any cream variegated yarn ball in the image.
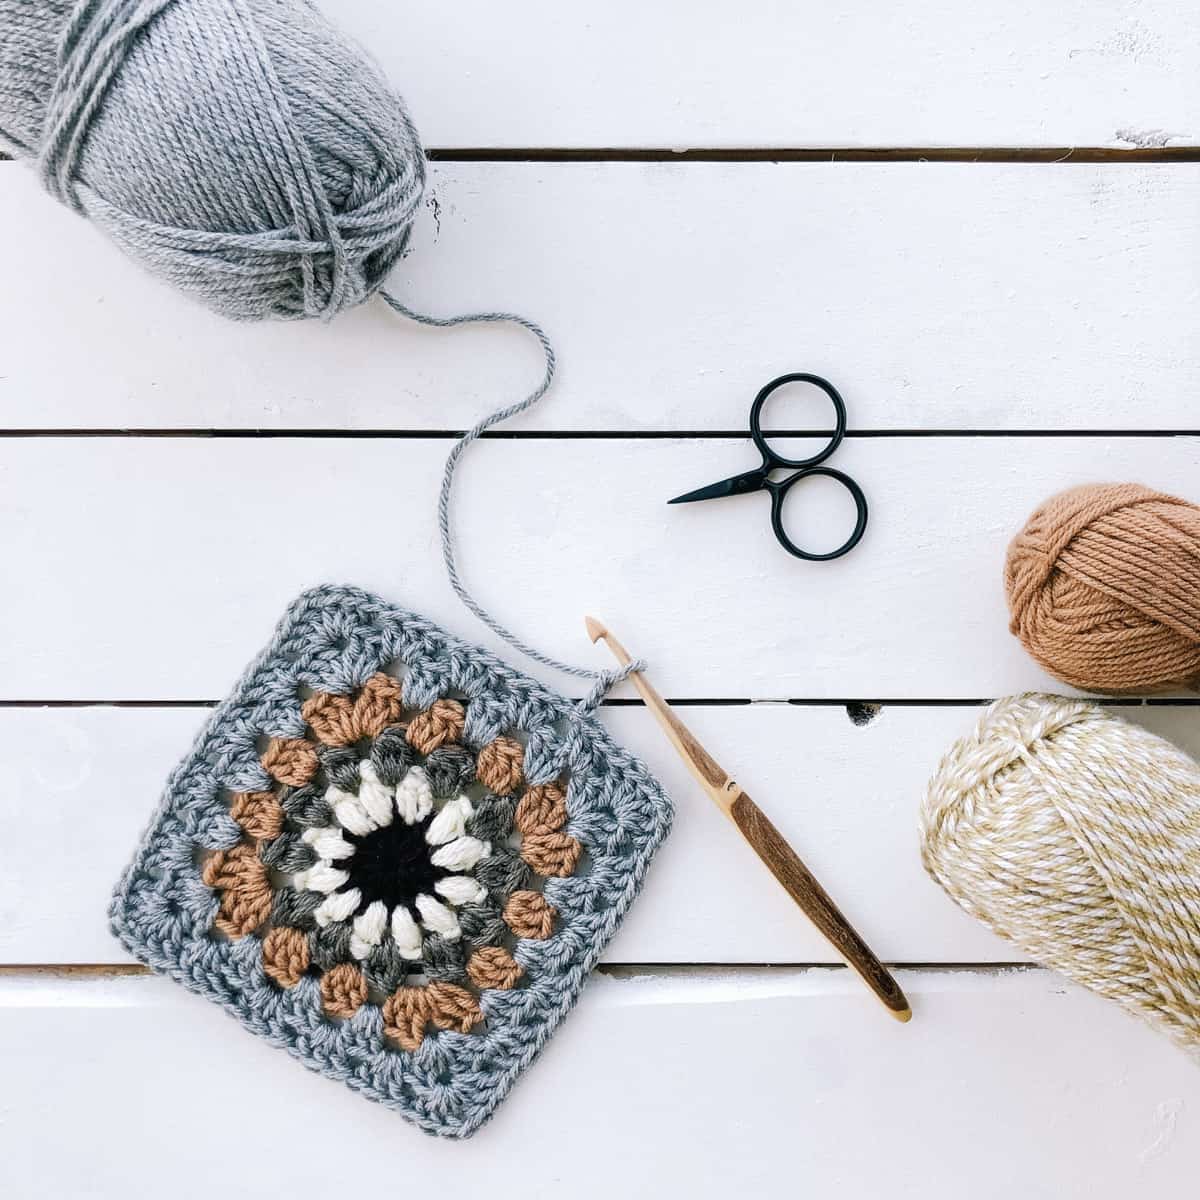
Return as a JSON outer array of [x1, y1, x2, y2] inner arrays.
[[922, 693, 1200, 1051]]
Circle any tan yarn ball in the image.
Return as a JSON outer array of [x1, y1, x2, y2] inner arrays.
[[922, 694, 1200, 1052], [1004, 482, 1200, 693]]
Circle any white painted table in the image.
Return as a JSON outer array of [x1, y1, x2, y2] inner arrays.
[[2, 4, 1199, 1193]]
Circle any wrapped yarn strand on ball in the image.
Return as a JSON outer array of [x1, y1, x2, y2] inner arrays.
[[0, 0, 427, 320], [922, 694, 1200, 1052], [1005, 482, 1200, 693], [0, 0, 636, 705]]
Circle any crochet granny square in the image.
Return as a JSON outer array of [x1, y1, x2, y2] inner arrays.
[[110, 585, 672, 1137]]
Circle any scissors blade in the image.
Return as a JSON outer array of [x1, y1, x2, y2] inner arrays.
[[668, 468, 765, 505]]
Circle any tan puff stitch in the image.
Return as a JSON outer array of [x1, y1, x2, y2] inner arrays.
[[351, 672, 405, 739], [476, 736, 525, 795], [262, 926, 309, 988], [521, 831, 582, 878], [383, 986, 434, 1052], [320, 962, 369, 1019], [201, 843, 273, 938], [467, 946, 524, 991], [514, 782, 567, 836], [406, 699, 466, 755], [261, 736, 319, 786], [504, 890, 556, 940], [301, 691, 358, 747], [229, 790, 285, 841], [427, 982, 484, 1033]]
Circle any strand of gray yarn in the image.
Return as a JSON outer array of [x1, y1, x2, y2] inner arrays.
[[381, 292, 643, 712]]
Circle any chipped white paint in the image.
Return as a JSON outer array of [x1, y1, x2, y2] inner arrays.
[[1140, 1098, 1185, 1163], [1115, 126, 1184, 147]]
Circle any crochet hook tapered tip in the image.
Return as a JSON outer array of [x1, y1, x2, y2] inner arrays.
[[585, 616, 912, 1024], [584, 615, 609, 643]]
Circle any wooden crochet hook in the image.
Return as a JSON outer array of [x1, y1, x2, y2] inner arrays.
[[586, 617, 912, 1023]]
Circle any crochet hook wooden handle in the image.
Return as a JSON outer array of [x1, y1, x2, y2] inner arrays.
[[726, 794, 910, 1019], [585, 616, 911, 1023]]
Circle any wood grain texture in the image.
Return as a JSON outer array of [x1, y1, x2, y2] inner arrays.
[[3, 435, 1199, 700], [1, 968, 1197, 1197], [590, 627, 906, 1013], [4, 162, 1200, 430], [730, 791, 909, 1017], [317, 1, 1195, 149]]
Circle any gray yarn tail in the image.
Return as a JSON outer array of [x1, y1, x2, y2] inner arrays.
[[380, 291, 642, 711]]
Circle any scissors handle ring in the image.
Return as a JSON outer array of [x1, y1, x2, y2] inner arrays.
[[768, 467, 869, 561], [750, 373, 846, 469]]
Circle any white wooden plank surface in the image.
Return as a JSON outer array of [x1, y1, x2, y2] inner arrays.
[[329, 2, 1196, 148], [4, 434, 1198, 700], [8, 702, 1200, 967], [4, 162, 1200, 431], [1, 968, 1196, 1197], [6, 7, 1199, 1188], [0, 703, 991, 966], [1, 3, 1190, 152]]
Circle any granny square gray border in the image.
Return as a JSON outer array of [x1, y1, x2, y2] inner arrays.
[[109, 584, 673, 1138]]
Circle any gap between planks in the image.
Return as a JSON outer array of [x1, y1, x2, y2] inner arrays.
[[4, 429, 1200, 439], [0, 962, 1035, 978], [429, 147, 1200, 164], [3, 697, 1199, 708], [5, 147, 1200, 165]]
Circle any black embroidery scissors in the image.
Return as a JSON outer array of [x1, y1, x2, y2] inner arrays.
[[668, 373, 868, 561]]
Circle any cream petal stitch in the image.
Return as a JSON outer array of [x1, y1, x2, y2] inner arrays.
[[301, 825, 355, 861], [415, 893, 461, 939], [434, 875, 488, 907], [328, 786, 376, 837], [390, 906, 424, 960], [430, 835, 489, 872], [395, 766, 434, 825], [315, 888, 361, 927], [425, 795, 473, 846], [358, 759, 386, 787], [350, 900, 389, 960], [294, 861, 350, 894], [356, 760, 395, 827]]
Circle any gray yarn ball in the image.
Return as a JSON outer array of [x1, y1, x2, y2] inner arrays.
[[0, 0, 427, 320]]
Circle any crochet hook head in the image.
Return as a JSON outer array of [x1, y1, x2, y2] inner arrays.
[[586, 616, 912, 1024]]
